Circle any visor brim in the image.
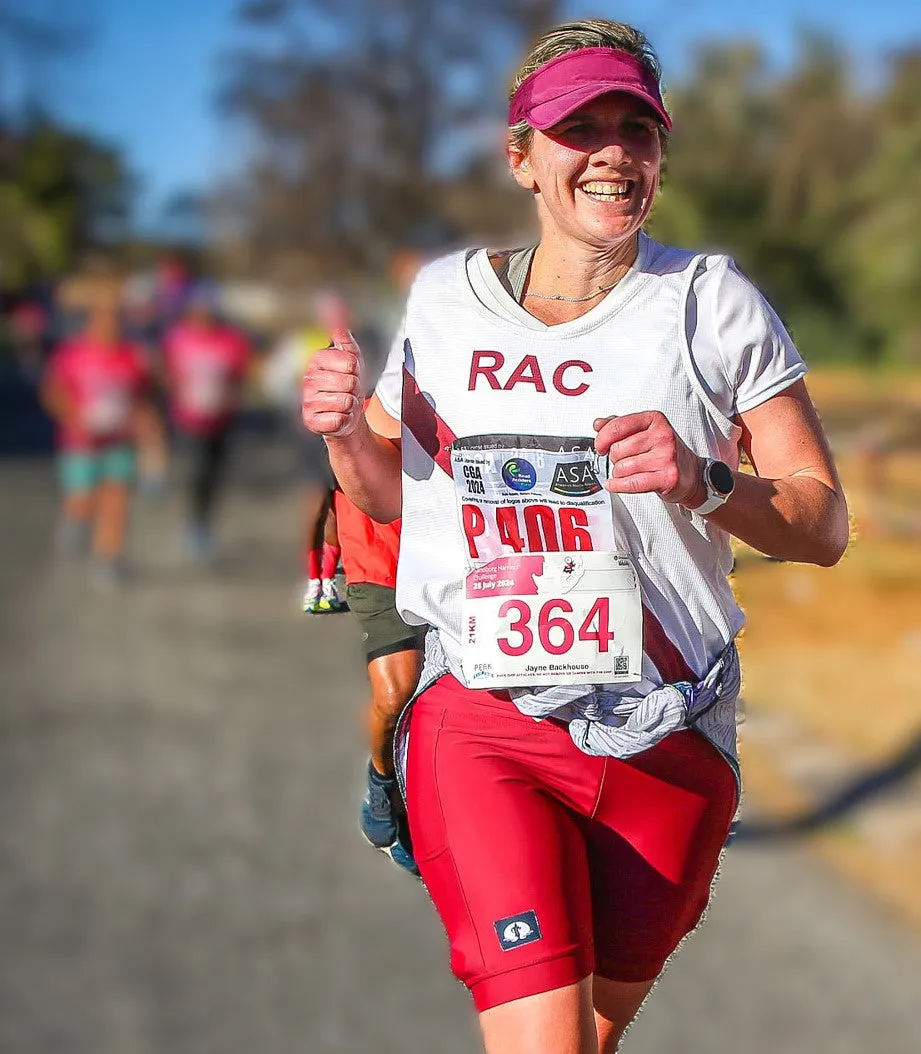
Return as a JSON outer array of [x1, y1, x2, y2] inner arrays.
[[525, 83, 672, 133]]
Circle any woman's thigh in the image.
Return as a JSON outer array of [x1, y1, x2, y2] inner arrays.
[[479, 977, 598, 1054], [404, 680, 597, 1014], [586, 730, 738, 983]]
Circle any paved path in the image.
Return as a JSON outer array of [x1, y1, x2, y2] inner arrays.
[[1, 448, 919, 1054]]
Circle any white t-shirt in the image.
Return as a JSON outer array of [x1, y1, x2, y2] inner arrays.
[[376, 232, 806, 692]]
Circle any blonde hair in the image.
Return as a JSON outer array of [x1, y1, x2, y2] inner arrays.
[[508, 19, 664, 154]]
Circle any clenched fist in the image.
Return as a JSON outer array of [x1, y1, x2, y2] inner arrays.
[[594, 411, 705, 507], [302, 325, 366, 439]]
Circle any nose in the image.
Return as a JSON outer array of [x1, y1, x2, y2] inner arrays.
[[589, 135, 630, 167]]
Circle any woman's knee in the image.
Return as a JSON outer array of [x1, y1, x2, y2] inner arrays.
[[592, 976, 657, 1053], [479, 979, 597, 1054]]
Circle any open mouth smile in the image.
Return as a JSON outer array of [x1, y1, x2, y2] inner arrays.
[[578, 179, 636, 202]]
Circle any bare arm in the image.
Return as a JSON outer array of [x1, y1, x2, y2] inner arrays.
[[325, 396, 402, 523], [595, 379, 849, 567], [40, 378, 77, 428], [302, 327, 403, 522], [702, 380, 849, 565]]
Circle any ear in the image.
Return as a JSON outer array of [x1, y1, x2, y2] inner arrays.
[[507, 140, 535, 190]]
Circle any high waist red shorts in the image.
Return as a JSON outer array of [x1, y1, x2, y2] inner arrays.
[[404, 675, 738, 1012]]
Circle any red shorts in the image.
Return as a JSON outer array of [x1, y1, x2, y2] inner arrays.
[[405, 675, 738, 1012]]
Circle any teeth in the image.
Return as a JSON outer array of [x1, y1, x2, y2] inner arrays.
[[581, 181, 631, 197]]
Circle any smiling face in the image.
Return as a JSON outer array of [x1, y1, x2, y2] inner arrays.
[[509, 91, 663, 253]]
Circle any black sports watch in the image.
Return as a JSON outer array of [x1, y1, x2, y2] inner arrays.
[[694, 458, 735, 515]]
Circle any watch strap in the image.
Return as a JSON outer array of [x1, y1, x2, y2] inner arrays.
[[693, 458, 733, 516], [692, 491, 727, 516]]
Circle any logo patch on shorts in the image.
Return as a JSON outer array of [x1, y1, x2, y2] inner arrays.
[[494, 910, 542, 951]]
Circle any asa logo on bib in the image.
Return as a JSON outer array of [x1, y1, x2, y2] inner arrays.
[[550, 460, 602, 497]]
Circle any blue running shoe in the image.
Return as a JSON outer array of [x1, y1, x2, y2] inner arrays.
[[360, 761, 419, 877], [382, 827, 420, 878], [361, 761, 399, 848]]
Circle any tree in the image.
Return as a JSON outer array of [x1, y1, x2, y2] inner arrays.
[[836, 50, 921, 362], [0, 118, 134, 290], [218, 0, 561, 278], [649, 34, 882, 361], [0, 1, 132, 291]]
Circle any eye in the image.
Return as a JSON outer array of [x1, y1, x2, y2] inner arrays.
[[623, 118, 657, 136], [556, 120, 592, 137]]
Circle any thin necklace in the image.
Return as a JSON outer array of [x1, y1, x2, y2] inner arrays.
[[522, 281, 621, 303]]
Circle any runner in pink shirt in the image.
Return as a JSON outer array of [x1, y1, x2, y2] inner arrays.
[[41, 289, 153, 586], [163, 284, 251, 559]]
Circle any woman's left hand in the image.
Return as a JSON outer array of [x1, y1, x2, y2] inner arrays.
[[594, 412, 704, 507]]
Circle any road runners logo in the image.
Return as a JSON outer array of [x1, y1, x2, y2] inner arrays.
[[495, 910, 542, 951], [550, 460, 602, 496], [501, 458, 537, 492]]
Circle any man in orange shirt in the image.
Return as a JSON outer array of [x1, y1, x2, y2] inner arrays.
[[335, 487, 424, 874]]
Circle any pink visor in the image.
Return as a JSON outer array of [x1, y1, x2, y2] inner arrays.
[[509, 47, 671, 132]]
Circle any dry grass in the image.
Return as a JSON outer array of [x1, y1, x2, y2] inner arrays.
[[735, 541, 921, 758], [734, 367, 921, 761], [733, 367, 921, 928]]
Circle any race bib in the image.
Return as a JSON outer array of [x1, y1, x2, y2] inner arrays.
[[452, 435, 643, 689], [85, 388, 131, 434], [184, 362, 229, 414]]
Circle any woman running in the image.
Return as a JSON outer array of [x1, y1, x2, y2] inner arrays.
[[42, 285, 153, 587], [302, 18, 849, 1053], [163, 284, 251, 560]]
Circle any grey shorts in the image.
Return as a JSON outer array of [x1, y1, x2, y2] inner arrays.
[[346, 583, 426, 663]]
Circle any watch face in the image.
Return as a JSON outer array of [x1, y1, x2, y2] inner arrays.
[[707, 460, 735, 496]]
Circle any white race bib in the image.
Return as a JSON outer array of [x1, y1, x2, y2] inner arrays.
[[452, 435, 643, 689], [85, 388, 131, 434], [184, 363, 229, 414]]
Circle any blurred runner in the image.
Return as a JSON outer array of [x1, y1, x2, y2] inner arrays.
[[153, 254, 192, 332], [41, 284, 154, 587], [7, 299, 49, 381], [336, 449, 425, 874], [122, 277, 170, 494], [163, 283, 251, 560], [263, 292, 348, 613]]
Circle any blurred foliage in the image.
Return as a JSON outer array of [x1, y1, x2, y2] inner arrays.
[[651, 34, 921, 365], [217, 0, 561, 278], [0, 118, 134, 291], [1, 1, 133, 294], [220, 3, 921, 365]]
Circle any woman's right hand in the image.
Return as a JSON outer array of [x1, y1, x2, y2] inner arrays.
[[302, 326, 366, 439]]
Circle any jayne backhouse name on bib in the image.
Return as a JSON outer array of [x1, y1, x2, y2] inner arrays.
[[451, 435, 643, 689]]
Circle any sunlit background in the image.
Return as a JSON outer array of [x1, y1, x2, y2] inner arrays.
[[1, 2, 920, 1052]]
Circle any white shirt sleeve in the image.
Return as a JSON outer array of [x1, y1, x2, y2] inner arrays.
[[692, 256, 807, 418], [373, 312, 407, 420]]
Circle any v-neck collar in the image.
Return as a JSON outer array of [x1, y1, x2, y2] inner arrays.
[[465, 232, 654, 339]]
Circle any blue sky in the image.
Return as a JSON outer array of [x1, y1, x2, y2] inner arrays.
[[29, 0, 921, 227]]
